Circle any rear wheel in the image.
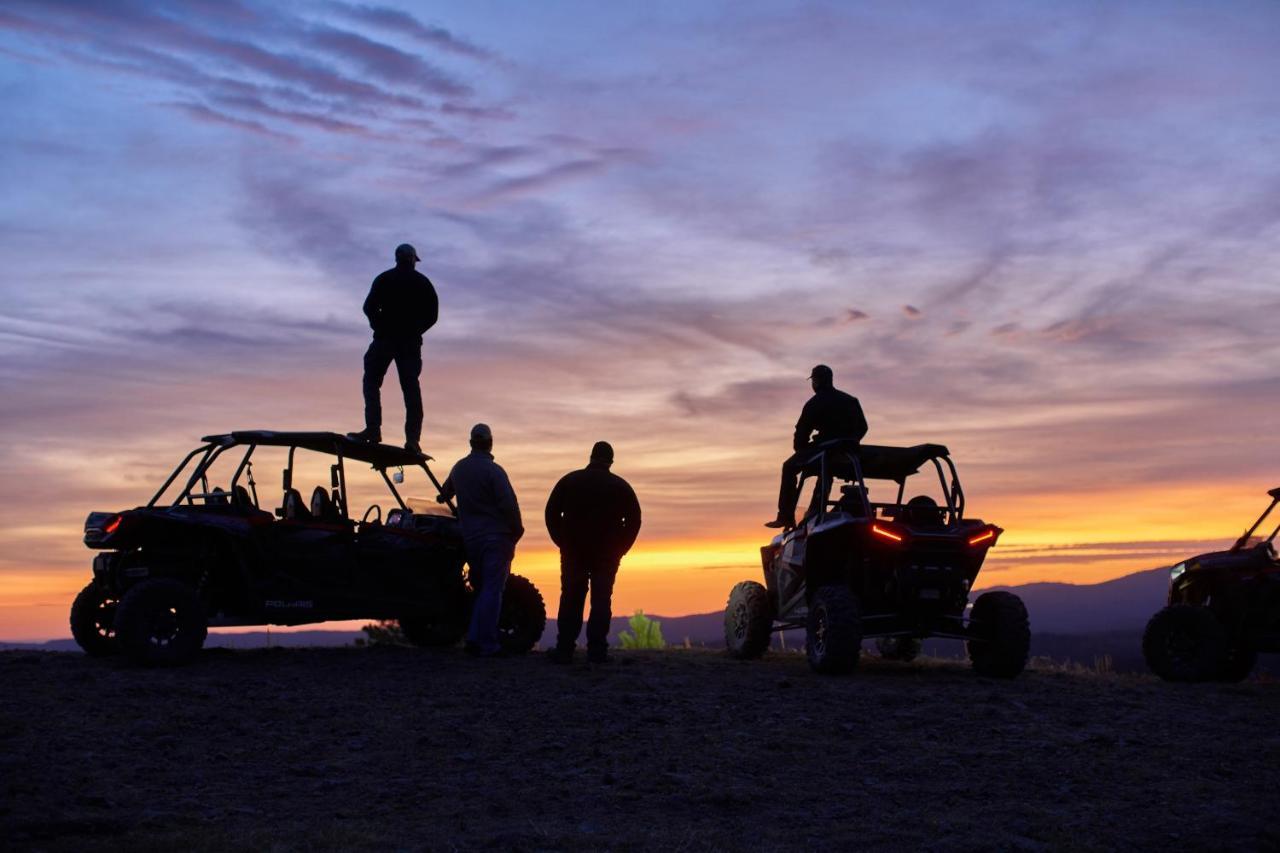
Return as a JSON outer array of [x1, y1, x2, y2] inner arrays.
[[876, 636, 922, 663], [967, 591, 1030, 678], [806, 585, 861, 675], [114, 579, 208, 667], [1142, 605, 1227, 682], [70, 581, 120, 657], [724, 581, 773, 659], [497, 574, 546, 654]]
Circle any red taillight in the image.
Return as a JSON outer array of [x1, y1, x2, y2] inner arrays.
[[104, 516, 122, 534], [872, 524, 904, 543], [968, 528, 995, 546]]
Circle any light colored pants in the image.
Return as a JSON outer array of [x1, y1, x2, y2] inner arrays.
[[466, 535, 514, 654]]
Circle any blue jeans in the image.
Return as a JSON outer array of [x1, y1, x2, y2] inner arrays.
[[466, 536, 514, 654]]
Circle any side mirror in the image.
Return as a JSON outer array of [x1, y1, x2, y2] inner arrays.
[[330, 465, 340, 489], [282, 468, 292, 491]]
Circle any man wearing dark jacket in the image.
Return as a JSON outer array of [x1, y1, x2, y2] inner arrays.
[[348, 243, 439, 454], [545, 441, 641, 664], [766, 365, 868, 529]]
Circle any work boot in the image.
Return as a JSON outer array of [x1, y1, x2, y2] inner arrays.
[[405, 440, 422, 455], [347, 428, 382, 444], [547, 646, 574, 665], [764, 514, 794, 529]]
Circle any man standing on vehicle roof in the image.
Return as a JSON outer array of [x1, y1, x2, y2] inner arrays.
[[544, 441, 641, 665], [765, 364, 868, 529], [348, 243, 439, 455], [438, 423, 525, 657]]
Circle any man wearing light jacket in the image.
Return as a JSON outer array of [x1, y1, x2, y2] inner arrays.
[[438, 423, 525, 657]]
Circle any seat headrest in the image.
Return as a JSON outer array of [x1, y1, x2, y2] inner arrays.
[[310, 485, 334, 521], [282, 488, 311, 521]]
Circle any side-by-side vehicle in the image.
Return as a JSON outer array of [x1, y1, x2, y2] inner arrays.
[[72, 430, 545, 665], [724, 440, 1029, 676], [1143, 487, 1280, 682]]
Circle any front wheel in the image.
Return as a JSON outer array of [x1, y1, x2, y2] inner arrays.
[[967, 591, 1030, 678], [114, 579, 208, 667], [497, 574, 546, 654], [724, 581, 773, 660], [70, 581, 120, 657], [806, 585, 861, 675], [1142, 604, 1226, 682]]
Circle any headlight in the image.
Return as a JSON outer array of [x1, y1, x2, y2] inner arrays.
[[1169, 562, 1187, 582]]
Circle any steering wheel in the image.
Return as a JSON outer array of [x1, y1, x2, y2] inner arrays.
[[362, 505, 382, 525]]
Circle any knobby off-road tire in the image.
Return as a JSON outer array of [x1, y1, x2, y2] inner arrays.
[[497, 574, 546, 654], [967, 591, 1030, 678], [724, 581, 773, 659], [114, 579, 208, 667], [806, 585, 861, 675], [1142, 604, 1227, 682], [876, 636, 923, 663], [70, 581, 120, 657]]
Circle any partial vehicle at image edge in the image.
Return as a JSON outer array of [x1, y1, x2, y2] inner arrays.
[[724, 440, 1029, 677], [1143, 487, 1280, 683], [74, 430, 546, 666]]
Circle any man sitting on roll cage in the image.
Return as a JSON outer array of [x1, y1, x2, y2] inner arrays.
[[766, 364, 868, 530]]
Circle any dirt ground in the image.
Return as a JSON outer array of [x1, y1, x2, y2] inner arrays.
[[2, 646, 1278, 852]]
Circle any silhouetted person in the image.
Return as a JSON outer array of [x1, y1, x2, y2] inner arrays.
[[348, 243, 439, 454], [545, 441, 641, 664], [766, 364, 868, 529], [438, 423, 524, 657]]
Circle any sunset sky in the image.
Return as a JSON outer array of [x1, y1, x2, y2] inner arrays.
[[2, 1, 1279, 640]]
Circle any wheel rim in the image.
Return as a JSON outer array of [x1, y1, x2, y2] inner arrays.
[[1163, 624, 1201, 667], [813, 605, 828, 656], [95, 599, 118, 640], [146, 606, 181, 648], [732, 600, 748, 641]]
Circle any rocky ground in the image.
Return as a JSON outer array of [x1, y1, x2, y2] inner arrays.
[[2, 647, 1278, 851]]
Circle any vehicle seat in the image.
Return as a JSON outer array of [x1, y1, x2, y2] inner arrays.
[[232, 485, 254, 510], [281, 488, 311, 521], [208, 486, 230, 506], [904, 495, 945, 528], [836, 485, 870, 518], [310, 486, 341, 524]]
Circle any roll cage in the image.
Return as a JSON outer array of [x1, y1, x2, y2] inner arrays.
[[1230, 487, 1280, 553], [146, 430, 455, 520], [797, 440, 965, 527]]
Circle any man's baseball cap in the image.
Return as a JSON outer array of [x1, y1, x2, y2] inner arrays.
[[470, 423, 493, 441], [395, 243, 421, 262], [809, 364, 833, 381]]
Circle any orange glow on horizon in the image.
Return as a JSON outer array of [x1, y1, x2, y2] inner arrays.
[[1, 477, 1268, 641]]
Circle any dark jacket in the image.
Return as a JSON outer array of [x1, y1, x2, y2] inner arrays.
[[363, 265, 439, 341], [793, 386, 868, 451], [544, 462, 641, 559]]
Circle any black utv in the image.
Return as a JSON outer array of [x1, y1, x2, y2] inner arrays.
[[1142, 487, 1280, 682], [72, 430, 545, 666], [724, 440, 1028, 676]]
